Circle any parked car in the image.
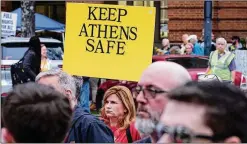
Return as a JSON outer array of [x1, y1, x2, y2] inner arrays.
[[1, 37, 64, 96]]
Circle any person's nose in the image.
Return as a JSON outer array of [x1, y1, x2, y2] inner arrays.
[[136, 91, 147, 104], [105, 103, 111, 109]]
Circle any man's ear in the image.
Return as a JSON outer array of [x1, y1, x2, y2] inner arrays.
[[2, 128, 15, 143], [65, 89, 77, 103], [64, 89, 72, 98], [224, 136, 241, 143]]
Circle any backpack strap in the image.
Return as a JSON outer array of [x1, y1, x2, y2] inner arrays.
[[126, 125, 133, 143]]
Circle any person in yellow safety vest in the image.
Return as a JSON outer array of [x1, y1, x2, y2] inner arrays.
[[206, 37, 236, 82]]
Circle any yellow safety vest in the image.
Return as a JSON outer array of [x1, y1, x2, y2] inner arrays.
[[229, 45, 236, 52], [209, 50, 235, 81]]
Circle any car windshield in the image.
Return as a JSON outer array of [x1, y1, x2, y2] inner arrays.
[[165, 57, 208, 68], [1, 42, 63, 60]]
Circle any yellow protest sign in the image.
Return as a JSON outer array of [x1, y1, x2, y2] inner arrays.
[[63, 3, 156, 81]]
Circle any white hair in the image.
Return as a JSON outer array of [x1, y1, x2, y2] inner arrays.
[[72, 76, 84, 98], [216, 37, 227, 46], [162, 38, 169, 43], [135, 110, 161, 135], [162, 38, 170, 47], [35, 69, 76, 97], [187, 35, 198, 41]]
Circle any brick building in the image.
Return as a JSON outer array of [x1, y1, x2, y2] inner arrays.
[[2, 1, 247, 44], [168, 1, 247, 43]]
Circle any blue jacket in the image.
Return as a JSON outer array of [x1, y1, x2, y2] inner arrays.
[[193, 42, 204, 56], [65, 106, 114, 143]]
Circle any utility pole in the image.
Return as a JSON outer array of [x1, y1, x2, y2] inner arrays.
[[204, 0, 212, 56], [21, 0, 35, 37]]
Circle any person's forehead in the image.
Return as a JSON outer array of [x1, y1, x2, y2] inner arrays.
[[139, 70, 164, 85], [41, 46, 47, 49], [161, 101, 213, 135], [139, 70, 173, 90], [216, 42, 225, 44], [162, 39, 168, 42], [139, 63, 186, 89], [106, 94, 121, 101], [216, 39, 226, 44]]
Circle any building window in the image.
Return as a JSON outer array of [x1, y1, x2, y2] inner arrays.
[[117, 1, 154, 7], [127, 1, 133, 6], [104, 1, 118, 5], [132, 1, 154, 7], [160, 0, 168, 39], [35, 2, 65, 24], [160, 0, 168, 23]]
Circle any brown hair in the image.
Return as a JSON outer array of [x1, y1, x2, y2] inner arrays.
[[100, 85, 136, 130]]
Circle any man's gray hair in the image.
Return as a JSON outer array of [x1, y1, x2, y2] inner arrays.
[[216, 37, 227, 47], [72, 76, 84, 98], [35, 69, 76, 97]]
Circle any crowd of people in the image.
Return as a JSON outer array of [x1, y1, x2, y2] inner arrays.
[[2, 35, 247, 143], [155, 34, 247, 56], [155, 33, 247, 85]]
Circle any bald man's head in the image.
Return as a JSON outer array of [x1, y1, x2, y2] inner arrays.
[[135, 61, 192, 135], [182, 34, 189, 44], [139, 61, 192, 91], [162, 38, 169, 48]]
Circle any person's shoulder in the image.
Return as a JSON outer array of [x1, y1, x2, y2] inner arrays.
[[129, 122, 138, 132], [74, 110, 109, 133], [70, 107, 114, 143], [130, 121, 139, 129], [23, 50, 36, 60], [210, 50, 217, 55], [28, 49, 36, 54], [195, 42, 201, 46], [24, 50, 35, 56], [129, 121, 141, 141], [76, 110, 99, 124]]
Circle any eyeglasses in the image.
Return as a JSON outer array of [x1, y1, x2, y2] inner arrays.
[[133, 85, 168, 99], [156, 123, 214, 143]]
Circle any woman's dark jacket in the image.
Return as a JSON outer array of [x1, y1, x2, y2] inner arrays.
[[23, 49, 41, 81]]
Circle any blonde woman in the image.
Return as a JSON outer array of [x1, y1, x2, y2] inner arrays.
[[40, 44, 52, 72], [101, 86, 141, 143]]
